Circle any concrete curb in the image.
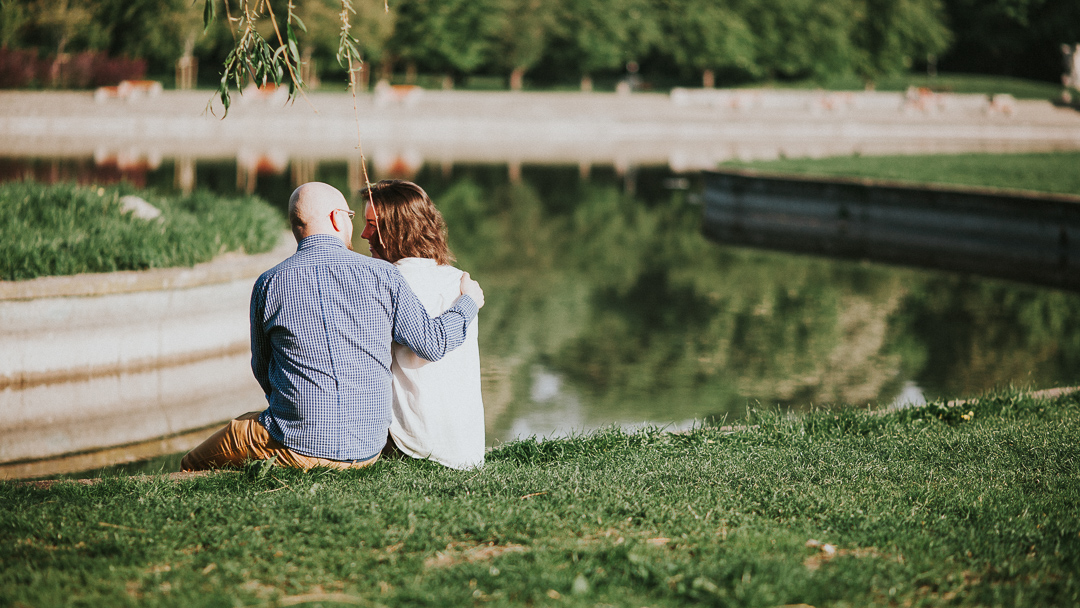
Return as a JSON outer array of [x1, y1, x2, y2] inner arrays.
[[0, 233, 295, 468], [0, 232, 294, 389]]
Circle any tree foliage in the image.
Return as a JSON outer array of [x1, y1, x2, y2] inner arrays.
[[93, 0, 202, 72], [2, 0, 1070, 96], [386, 0, 500, 76], [550, 0, 660, 77], [494, 0, 556, 88], [656, 0, 758, 79], [939, 0, 1080, 81], [21, 0, 100, 55], [857, 0, 953, 81]]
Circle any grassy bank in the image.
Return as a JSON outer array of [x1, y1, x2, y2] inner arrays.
[[2, 389, 1077, 606], [720, 151, 1080, 197], [375, 71, 1061, 99], [0, 182, 285, 281], [753, 73, 1065, 100]]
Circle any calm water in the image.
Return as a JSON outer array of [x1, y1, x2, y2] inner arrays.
[[8, 156, 1080, 446]]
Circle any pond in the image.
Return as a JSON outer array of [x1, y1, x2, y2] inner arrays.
[[6, 156, 1080, 452]]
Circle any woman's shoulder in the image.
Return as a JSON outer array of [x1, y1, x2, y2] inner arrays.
[[395, 258, 464, 277]]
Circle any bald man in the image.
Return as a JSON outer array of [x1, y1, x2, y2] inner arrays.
[[181, 182, 484, 471]]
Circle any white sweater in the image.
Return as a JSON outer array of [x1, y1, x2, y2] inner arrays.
[[388, 258, 485, 469]]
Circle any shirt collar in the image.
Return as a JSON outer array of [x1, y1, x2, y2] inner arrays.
[[297, 234, 348, 251], [395, 257, 439, 268]]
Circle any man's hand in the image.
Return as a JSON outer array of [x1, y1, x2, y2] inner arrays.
[[460, 272, 485, 308]]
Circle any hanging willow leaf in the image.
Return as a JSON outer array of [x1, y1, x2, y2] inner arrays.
[[287, 24, 300, 64], [202, 0, 216, 32], [291, 13, 307, 33], [219, 71, 231, 114], [203, 0, 376, 116]]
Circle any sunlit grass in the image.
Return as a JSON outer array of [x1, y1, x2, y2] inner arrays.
[[3, 388, 1077, 606], [745, 72, 1064, 100], [0, 181, 286, 280], [720, 151, 1080, 197], [307, 69, 1062, 98]]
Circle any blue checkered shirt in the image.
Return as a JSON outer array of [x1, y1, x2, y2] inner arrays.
[[250, 234, 478, 461]]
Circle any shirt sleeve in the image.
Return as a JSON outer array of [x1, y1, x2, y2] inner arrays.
[[249, 275, 273, 397], [390, 269, 478, 362]]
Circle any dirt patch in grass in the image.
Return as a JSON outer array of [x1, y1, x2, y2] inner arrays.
[[424, 541, 528, 568]]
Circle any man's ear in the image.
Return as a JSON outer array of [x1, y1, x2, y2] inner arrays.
[[328, 209, 344, 233]]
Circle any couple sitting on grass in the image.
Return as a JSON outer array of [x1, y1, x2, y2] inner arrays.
[[181, 180, 486, 472]]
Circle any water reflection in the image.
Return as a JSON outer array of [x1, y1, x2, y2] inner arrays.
[[415, 163, 1080, 441], [510, 365, 702, 440], [5, 156, 1080, 457]]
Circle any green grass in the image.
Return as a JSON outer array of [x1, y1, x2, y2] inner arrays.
[[875, 73, 1064, 100], [2, 389, 1078, 606], [342, 71, 1062, 98], [720, 151, 1080, 197], [0, 182, 286, 281], [746, 72, 1064, 100]]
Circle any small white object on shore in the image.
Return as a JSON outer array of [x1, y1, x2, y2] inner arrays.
[[119, 195, 162, 221]]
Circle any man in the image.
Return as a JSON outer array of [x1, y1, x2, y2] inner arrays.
[[181, 182, 484, 470]]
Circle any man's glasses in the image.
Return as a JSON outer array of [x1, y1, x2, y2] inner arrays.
[[333, 208, 356, 220]]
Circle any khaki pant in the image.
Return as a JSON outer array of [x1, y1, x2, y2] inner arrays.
[[180, 411, 380, 471]]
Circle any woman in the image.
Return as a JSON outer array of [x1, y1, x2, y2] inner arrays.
[[358, 179, 485, 469]]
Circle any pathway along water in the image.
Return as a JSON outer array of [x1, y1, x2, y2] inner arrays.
[[4, 89, 1080, 177]]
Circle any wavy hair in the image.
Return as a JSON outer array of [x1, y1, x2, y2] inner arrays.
[[358, 180, 455, 265]]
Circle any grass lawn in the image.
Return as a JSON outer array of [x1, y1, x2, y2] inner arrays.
[[755, 73, 1065, 101], [0, 182, 285, 281], [304, 71, 1062, 99], [2, 389, 1077, 607], [720, 151, 1080, 198]]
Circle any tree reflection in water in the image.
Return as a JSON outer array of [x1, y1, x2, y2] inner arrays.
[[14, 156, 1077, 445], [406, 164, 1080, 443]]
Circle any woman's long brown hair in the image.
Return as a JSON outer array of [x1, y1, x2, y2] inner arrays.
[[358, 180, 456, 265]]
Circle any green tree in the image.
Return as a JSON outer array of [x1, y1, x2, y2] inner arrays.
[[188, 0, 962, 108], [293, 0, 394, 87], [654, 0, 759, 86], [93, 0, 202, 75], [494, 0, 557, 90], [386, 0, 498, 86], [854, 0, 951, 83], [24, 0, 97, 53], [1, 1, 30, 48], [939, 0, 1080, 82], [23, 0, 101, 85], [552, 0, 660, 90], [740, 0, 863, 82]]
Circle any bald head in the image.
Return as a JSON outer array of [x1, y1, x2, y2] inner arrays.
[[288, 182, 354, 247]]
